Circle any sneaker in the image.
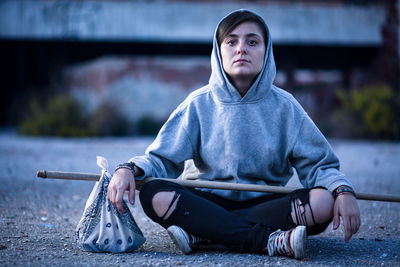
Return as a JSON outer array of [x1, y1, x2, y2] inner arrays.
[[267, 225, 307, 259], [167, 225, 208, 254]]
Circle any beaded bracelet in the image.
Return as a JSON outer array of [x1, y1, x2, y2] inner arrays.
[[333, 185, 356, 199], [114, 162, 137, 177]]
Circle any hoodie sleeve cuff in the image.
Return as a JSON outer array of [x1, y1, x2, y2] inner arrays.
[[128, 156, 152, 181], [325, 175, 355, 194]]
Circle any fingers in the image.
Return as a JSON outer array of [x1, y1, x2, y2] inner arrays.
[[107, 182, 116, 207], [128, 179, 136, 205], [333, 193, 361, 242], [107, 169, 135, 214], [343, 215, 352, 243], [350, 213, 361, 239], [115, 189, 125, 214], [343, 214, 361, 243], [355, 213, 361, 233], [332, 204, 340, 230], [107, 180, 125, 214]]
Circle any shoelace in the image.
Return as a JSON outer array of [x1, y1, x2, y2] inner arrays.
[[271, 229, 294, 257], [186, 231, 210, 248], [187, 232, 197, 247]]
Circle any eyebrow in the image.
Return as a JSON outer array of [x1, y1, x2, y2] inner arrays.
[[226, 33, 262, 39]]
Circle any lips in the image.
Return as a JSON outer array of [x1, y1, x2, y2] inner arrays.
[[234, 59, 250, 64]]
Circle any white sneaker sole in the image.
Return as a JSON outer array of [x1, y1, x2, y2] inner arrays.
[[291, 225, 307, 259], [167, 225, 192, 254]]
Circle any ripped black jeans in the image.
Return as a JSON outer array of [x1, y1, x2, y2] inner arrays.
[[139, 180, 331, 253]]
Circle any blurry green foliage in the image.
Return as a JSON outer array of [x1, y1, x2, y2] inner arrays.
[[335, 83, 399, 139], [19, 96, 94, 137], [135, 115, 164, 136], [19, 94, 165, 137]]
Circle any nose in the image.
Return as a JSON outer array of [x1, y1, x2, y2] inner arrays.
[[237, 42, 247, 54]]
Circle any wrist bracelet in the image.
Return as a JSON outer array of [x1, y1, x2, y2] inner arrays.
[[115, 162, 137, 177], [333, 185, 356, 199]]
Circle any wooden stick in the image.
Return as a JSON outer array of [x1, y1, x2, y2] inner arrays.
[[37, 170, 400, 203], [37, 170, 100, 181]]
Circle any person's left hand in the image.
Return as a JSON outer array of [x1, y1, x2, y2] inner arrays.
[[332, 193, 361, 243]]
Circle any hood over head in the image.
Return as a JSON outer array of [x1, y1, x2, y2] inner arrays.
[[209, 9, 276, 103]]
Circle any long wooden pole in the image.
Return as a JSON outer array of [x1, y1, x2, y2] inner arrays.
[[37, 170, 400, 203]]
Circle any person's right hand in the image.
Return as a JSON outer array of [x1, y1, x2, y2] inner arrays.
[[107, 168, 136, 214]]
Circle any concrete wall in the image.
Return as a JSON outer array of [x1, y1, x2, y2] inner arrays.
[[64, 55, 210, 122], [0, 0, 385, 45]]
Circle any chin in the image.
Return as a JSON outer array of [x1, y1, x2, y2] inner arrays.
[[230, 72, 257, 80]]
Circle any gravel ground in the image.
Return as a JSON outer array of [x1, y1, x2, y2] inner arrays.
[[0, 131, 399, 266]]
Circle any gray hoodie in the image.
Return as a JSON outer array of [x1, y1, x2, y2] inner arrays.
[[131, 10, 353, 201]]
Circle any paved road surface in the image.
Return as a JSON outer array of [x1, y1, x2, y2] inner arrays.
[[0, 132, 399, 266]]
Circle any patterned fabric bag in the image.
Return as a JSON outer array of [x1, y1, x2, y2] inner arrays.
[[75, 156, 145, 253]]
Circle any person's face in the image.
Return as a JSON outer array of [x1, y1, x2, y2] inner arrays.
[[220, 22, 266, 84]]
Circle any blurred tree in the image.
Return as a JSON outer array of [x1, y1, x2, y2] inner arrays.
[[376, 0, 399, 91], [336, 83, 398, 139], [19, 96, 94, 137]]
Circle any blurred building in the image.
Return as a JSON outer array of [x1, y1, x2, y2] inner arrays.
[[0, 0, 398, 126]]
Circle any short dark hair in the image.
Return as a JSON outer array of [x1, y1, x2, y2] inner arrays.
[[217, 10, 268, 47]]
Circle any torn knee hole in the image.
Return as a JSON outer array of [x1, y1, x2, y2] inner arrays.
[[291, 198, 316, 227], [152, 191, 181, 220]]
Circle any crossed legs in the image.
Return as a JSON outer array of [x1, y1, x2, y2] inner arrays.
[[139, 180, 334, 253]]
